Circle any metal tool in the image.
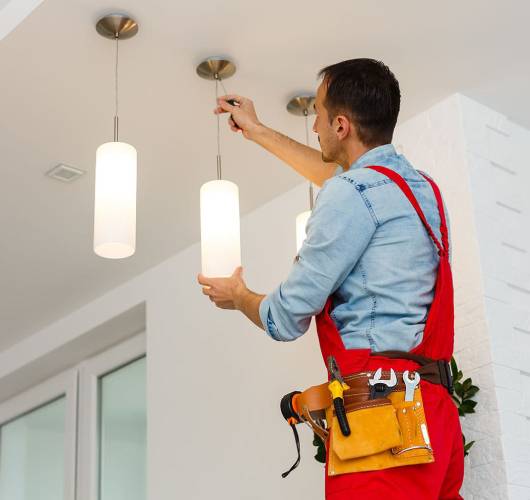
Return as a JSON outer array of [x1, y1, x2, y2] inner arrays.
[[327, 356, 351, 437], [368, 368, 398, 399], [226, 98, 241, 130], [403, 370, 421, 401]]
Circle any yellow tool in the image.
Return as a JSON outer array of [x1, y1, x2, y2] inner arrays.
[[327, 356, 351, 436]]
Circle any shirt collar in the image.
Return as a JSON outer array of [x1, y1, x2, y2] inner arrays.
[[348, 144, 397, 171]]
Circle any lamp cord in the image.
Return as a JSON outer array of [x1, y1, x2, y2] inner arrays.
[[215, 78, 222, 179], [214, 78, 231, 180], [113, 34, 119, 142], [304, 111, 314, 210]]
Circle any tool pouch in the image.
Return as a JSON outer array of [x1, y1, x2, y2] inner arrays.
[[327, 385, 434, 476], [329, 398, 401, 460]]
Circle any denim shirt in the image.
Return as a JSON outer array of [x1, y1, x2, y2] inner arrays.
[[258, 144, 451, 352]]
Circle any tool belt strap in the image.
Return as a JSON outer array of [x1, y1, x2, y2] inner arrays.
[[297, 352, 453, 439], [373, 350, 454, 395]]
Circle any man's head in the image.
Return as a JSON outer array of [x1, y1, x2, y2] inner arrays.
[[313, 58, 401, 167]]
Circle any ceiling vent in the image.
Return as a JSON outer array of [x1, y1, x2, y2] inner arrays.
[[46, 163, 86, 182]]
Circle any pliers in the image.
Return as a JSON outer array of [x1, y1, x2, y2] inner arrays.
[[327, 356, 351, 437]]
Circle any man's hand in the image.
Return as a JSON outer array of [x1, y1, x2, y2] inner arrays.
[[214, 95, 263, 140], [198, 267, 247, 310], [198, 267, 265, 330], [215, 94, 336, 187]]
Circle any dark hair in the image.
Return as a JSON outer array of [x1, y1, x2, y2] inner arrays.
[[318, 58, 401, 146]]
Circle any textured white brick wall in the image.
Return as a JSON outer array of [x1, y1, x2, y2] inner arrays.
[[394, 93, 530, 499], [460, 95, 530, 500], [394, 94, 508, 499]]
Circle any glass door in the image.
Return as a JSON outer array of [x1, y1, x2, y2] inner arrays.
[[0, 372, 77, 500], [76, 334, 146, 500], [99, 357, 146, 500]]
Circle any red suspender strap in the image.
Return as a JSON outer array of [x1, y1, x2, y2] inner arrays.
[[365, 166, 448, 258], [420, 174, 449, 255]]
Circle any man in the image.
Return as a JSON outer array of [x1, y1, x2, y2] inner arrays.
[[198, 59, 463, 499]]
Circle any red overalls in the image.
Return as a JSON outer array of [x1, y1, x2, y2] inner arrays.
[[316, 166, 464, 500]]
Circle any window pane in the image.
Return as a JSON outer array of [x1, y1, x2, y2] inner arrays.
[[0, 397, 66, 500], [99, 356, 146, 500]]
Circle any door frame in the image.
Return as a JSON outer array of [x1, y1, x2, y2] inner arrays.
[[75, 333, 146, 500], [0, 369, 78, 499]]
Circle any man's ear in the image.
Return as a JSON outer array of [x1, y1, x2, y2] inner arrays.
[[335, 115, 351, 140]]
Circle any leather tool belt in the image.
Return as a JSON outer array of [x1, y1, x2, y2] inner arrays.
[[280, 352, 454, 477]]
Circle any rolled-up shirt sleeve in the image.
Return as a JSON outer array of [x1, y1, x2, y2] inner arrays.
[[259, 176, 377, 341]]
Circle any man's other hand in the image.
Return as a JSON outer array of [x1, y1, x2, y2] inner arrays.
[[198, 267, 247, 310]]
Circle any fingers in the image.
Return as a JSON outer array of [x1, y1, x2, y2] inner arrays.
[[202, 287, 219, 305], [216, 99, 236, 113], [228, 117, 241, 132], [202, 287, 230, 308], [216, 95, 248, 112], [232, 266, 243, 278], [197, 273, 213, 286], [214, 105, 228, 115], [219, 94, 244, 104]]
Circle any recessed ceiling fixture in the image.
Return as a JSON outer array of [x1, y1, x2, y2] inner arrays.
[[196, 57, 241, 277], [287, 95, 316, 252], [93, 14, 138, 260], [46, 163, 85, 182]]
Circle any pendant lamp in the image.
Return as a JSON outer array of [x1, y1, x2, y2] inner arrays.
[[287, 95, 316, 252], [93, 15, 138, 259], [196, 58, 241, 277]]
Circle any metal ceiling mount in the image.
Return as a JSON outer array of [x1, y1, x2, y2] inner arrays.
[[196, 57, 237, 81], [96, 14, 138, 40], [287, 95, 316, 117], [196, 57, 237, 180]]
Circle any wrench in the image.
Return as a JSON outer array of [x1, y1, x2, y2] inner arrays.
[[403, 370, 421, 401], [368, 368, 397, 399]]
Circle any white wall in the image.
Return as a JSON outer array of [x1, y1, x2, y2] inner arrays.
[[1, 93, 527, 499], [395, 94, 530, 499], [394, 94, 508, 500], [460, 95, 530, 500], [0, 180, 327, 499], [146, 184, 327, 499]]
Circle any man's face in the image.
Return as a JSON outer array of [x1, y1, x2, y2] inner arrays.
[[313, 81, 341, 163]]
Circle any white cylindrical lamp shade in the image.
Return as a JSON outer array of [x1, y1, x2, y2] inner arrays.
[[94, 142, 137, 259], [296, 210, 311, 253], [200, 180, 241, 277]]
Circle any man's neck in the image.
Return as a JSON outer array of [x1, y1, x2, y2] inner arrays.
[[342, 142, 389, 171], [341, 143, 371, 171]]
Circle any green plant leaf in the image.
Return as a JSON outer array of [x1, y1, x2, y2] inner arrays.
[[452, 357, 479, 457], [466, 386, 480, 397], [460, 401, 477, 414], [464, 440, 475, 457], [454, 382, 464, 397]]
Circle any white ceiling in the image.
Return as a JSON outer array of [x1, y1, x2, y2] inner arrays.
[[0, 0, 528, 350]]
